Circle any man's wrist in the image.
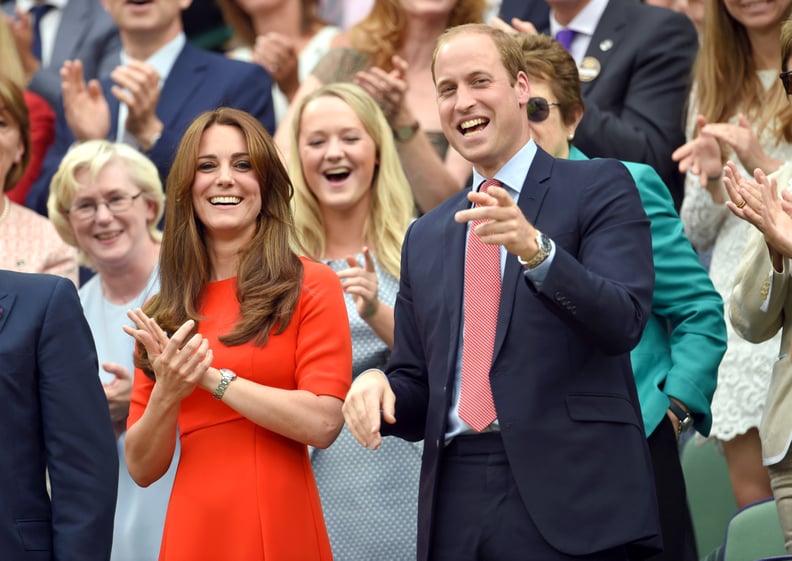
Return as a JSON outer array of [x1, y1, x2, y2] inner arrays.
[[667, 399, 693, 434], [139, 126, 163, 152]]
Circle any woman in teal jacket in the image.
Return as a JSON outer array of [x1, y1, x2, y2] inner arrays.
[[518, 34, 727, 561]]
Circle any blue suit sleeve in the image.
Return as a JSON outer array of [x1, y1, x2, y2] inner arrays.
[[382, 220, 430, 441], [39, 277, 118, 561]]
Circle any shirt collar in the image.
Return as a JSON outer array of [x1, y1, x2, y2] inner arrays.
[[17, 0, 67, 11], [471, 139, 537, 195], [550, 0, 608, 38], [120, 32, 186, 85]]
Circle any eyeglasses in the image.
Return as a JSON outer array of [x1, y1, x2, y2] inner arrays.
[[527, 97, 561, 123], [781, 70, 792, 95], [67, 191, 144, 221]]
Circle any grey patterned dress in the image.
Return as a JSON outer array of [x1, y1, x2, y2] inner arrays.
[[312, 254, 422, 561]]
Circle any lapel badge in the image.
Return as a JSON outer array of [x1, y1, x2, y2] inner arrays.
[[599, 39, 613, 52], [578, 56, 601, 82]]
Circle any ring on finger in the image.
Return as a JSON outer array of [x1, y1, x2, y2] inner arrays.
[[736, 199, 747, 209]]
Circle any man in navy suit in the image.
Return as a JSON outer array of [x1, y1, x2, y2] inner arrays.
[[498, 0, 550, 32], [26, 0, 274, 215], [3, 0, 121, 107], [343, 24, 661, 560], [0, 270, 118, 560], [497, 0, 696, 210]]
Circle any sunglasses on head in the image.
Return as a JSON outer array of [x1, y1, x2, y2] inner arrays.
[[781, 70, 792, 95], [527, 97, 561, 123]]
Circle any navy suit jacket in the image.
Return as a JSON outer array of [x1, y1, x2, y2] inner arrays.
[[27, 41, 275, 215], [382, 148, 662, 560], [0, 271, 117, 560], [2, 0, 121, 108], [571, 0, 697, 210], [498, 0, 550, 30]]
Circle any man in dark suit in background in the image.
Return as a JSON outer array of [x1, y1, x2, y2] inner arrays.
[[343, 23, 661, 561], [498, 0, 550, 32], [3, 0, 121, 108], [497, 0, 697, 210], [26, 0, 274, 215], [0, 270, 118, 560]]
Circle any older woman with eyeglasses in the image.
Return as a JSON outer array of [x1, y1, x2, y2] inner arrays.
[[517, 33, 727, 561], [720, 18, 792, 554], [47, 140, 177, 561]]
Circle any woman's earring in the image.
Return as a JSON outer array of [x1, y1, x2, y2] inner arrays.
[[567, 133, 575, 142]]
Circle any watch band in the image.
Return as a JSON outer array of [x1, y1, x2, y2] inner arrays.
[[518, 231, 551, 268], [212, 368, 238, 400], [668, 400, 692, 433]]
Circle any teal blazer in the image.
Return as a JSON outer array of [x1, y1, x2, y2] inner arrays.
[[570, 147, 726, 436]]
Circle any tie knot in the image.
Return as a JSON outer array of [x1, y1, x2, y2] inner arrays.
[[555, 28, 577, 52], [29, 3, 53, 18], [479, 178, 502, 194]]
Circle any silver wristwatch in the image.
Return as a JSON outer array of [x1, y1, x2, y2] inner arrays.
[[212, 368, 238, 400]]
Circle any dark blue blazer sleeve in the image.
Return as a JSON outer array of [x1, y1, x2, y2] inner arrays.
[[39, 277, 118, 560]]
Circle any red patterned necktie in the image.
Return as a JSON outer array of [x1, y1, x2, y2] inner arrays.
[[459, 179, 501, 432]]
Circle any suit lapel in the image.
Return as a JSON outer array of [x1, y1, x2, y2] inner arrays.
[[492, 148, 553, 360], [443, 190, 473, 376], [51, 0, 90, 71], [0, 289, 15, 336], [103, 80, 120, 141], [155, 43, 207, 128], [581, 0, 626, 95]]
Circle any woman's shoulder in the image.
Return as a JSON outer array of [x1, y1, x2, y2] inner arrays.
[[299, 256, 341, 286]]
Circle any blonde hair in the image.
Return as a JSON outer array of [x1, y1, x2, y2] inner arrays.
[[0, 18, 25, 87], [783, 17, 792, 72], [288, 82, 414, 279], [692, 0, 792, 147], [47, 140, 165, 267], [349, 0, 486, 71]]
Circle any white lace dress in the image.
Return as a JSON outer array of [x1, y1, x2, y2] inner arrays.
[[680, 70, 792, 441]]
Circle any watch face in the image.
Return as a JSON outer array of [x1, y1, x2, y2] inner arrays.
[[396, 127, 413, 141], [395, 122, 419, 142]]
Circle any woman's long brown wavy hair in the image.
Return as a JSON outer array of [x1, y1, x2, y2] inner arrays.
[[136, 108, 303, 379]]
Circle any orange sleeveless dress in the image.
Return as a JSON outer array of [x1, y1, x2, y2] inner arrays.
[[128, 259, 352, 560]]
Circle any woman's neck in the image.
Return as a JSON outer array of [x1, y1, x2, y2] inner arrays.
[[749, 25, 782, 70], [321, 204, 369, 260], [251, 1, 315, 47], [98, 241, 160, 305], [400, 15, 449, 69]]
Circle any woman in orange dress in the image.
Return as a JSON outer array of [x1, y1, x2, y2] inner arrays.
[[123, 107, 352, 561]]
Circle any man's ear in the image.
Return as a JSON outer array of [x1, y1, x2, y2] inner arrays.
[[516, 71, 531, 105]]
